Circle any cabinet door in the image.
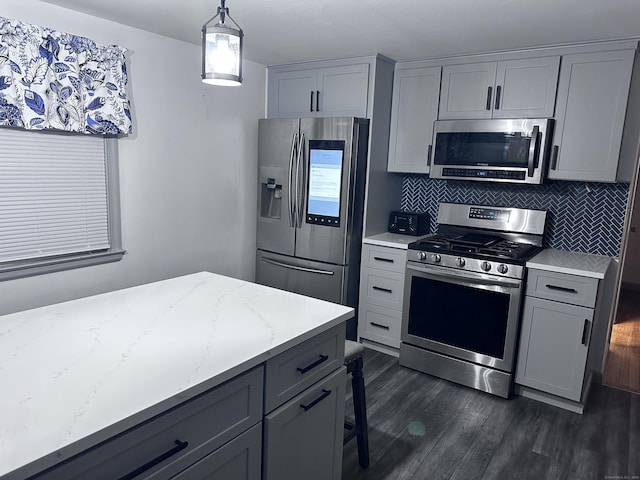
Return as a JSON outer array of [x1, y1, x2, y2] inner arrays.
[[387, 66, 442, 173], [548, 49, 634, 182], [493, 57, 559, 118], [515, 296, 594, 402], [171, 424, 262, 480], [263, 367, 346, 480], [267, 69, 318, 118], [316, 64, 370, 117], [439, 62, 496, 119]]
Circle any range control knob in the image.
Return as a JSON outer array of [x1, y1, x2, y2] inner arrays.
[[417, 251, 428, 261], [431, 253, 441, 263], [455, 257, 466, 267], [481, 261, 492, 272], [497, 264, 509, 274]]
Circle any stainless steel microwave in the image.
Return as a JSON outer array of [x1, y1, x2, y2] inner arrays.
[[430, 118, 554, 184]]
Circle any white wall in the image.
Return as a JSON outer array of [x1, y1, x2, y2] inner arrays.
[[0, 1, 266, 315]]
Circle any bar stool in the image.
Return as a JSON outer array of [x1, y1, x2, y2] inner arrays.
[[343, 340, 369, 468]]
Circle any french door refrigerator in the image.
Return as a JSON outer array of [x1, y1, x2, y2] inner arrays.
[[256, 117, 369, 339]]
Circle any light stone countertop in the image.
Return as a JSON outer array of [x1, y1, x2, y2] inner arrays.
[[526, 249, 613, 279], [363, 232, 428, 249], [0, 271, 353, 479]]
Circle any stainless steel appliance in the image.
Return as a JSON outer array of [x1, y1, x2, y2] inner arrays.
[[430, 118, 554, 184], [399, 202, 547, 398], [255, 117, 369, 339]]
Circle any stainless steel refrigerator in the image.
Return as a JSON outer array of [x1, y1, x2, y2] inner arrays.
[[255, 117, 369, 339]]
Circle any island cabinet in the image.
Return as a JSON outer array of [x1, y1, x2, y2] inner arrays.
[[548, 49, 636, 182], [438, 56, 560, 120], [0, 273, 353, 480], [387, 64, 442, 173], [267, 56, 395, 119], [514, 251, 615, 414], [31, 367, 266, 480]]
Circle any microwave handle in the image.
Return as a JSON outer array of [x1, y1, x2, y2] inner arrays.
[[527, 125, 540, 177]]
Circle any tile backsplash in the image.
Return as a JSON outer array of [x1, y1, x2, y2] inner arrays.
[[401, 175, 629, 257]]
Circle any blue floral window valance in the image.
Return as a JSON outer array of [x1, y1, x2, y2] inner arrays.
[[0, 16, 132, 135]]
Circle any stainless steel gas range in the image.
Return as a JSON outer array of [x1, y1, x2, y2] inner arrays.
[[399, 202, 547, 398]]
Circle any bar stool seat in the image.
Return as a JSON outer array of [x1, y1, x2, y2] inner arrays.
[[343, 340, 369, 468]]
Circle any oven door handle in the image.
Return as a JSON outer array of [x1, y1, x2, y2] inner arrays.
[[406, 263, 521, 289]]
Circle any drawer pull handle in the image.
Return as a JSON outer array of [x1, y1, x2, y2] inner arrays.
[[370, 321, 390, 330], [297, 354, 329, 374], [118, 439, 188, 480], [300, 389, 332, 411], [545, 284, 578, 294], [373, 256, 394, 263], [582, 319, 590, 345], [372, 286, 393, 294]]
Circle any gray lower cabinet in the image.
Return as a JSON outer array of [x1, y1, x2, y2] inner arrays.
[[172, 423, 262, 480], [516, 296, 594, 402], [263, 367, 346, 480], [515, 268, 600, 407]]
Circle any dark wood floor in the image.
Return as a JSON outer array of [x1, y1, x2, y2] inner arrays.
[[604, 288, 640, 394], [342, 349, 640, 480]]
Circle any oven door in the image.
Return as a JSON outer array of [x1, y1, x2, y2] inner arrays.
[[401, 262, 523, 372]]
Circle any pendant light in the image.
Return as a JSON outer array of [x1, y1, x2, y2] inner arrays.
[[201, 0, 243, 86]]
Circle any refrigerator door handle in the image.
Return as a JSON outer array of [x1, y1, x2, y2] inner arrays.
[[296, 132, 306, 228], [288, 131, 298, 228], [261, 257, 335, 276]]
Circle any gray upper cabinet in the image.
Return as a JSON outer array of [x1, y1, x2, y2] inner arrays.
[[387, 65, 442, 173], [548, 49, 635, 182], [439, 57, 560, 119], [268, 62, 370, 118]]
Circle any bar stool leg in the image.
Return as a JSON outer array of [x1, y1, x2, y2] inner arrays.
[[351, 356, 369, 468]]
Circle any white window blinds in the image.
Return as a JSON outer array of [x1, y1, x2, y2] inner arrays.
[[0, 128, 110, 264]]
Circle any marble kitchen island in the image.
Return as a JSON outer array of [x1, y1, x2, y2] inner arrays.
[[0, 271, 352, 480]]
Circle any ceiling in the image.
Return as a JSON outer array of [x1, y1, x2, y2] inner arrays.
[[40, 0, 640, 66]]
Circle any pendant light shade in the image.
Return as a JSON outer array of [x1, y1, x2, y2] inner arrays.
[[201, 0, 243, 86]]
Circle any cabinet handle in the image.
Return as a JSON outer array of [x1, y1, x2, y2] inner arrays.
[[297, 354, 329, 374], [545, 284, 578, 294], [118, 440, 188, 480], [310, 91, 314, 112], [373, 256, 394, 263], [486, 86, 493, 110], [300, 389, 332, 411], [495, 85, 502, 110], [581, 319, 590, 345], [372, 286, 393, 294], [427, 144, 432, 166], [551, 145, 559, 170], [316, 90, 320, 112], [370, 321, 390, 330]]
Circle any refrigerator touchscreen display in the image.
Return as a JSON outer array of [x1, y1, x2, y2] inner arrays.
[[306, 140, 345, 227]]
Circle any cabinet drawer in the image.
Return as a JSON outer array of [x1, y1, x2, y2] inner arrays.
[[263, 366, 346, 480], [526, 269, 598, 308], [264, 323, 345, 413], [33, 367, 264, 480], [359, 303, 402, 348], [361, 244, 407, 273], [359, 266, 405, 310], [172, 423, 262, 480]]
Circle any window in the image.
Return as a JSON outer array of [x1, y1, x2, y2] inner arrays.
[[0, 127, 124, 280]]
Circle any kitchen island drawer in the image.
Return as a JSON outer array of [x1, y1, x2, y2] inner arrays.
[[359, 267, 405, 310], [361, 244, 407, 273], [264, 323, 345, 413], [360, 303, 402, 348], [526, 269, 599, 307], [32, 367, 264, 480]]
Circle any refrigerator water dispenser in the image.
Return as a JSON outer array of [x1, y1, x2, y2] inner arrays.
[[260, 168, 283, 220]]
